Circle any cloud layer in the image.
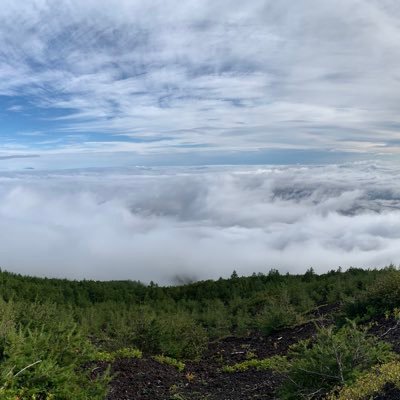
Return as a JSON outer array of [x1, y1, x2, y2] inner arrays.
[[1, 162, 400, 283], [1, 1, 400, 162]]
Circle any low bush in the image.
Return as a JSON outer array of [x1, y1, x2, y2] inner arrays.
[[222, 355, 288, 373], [92, 347, 142, 362], [153, 355, 185, 371], [328, 361, 400, 400], [254, 292, 302, 335], [0, 320, 109, 399], [156, 314, 208, 360], [279, 321, 395, 399]]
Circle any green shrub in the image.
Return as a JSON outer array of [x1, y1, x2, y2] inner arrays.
[[124, 307, 158, 353], [196, 299, 232, 338], [92, 347, 142, 362], [255, 292, 302, 335], [156, 314, 208, 360], [328, 361, 400, 400], [279, 321, 395, 399], [222, 355, 288, 373], [0, 321, 109, 399], [114, 347, 142, 359], [153, 355, 185, 371], [347, 270, 400, 318]]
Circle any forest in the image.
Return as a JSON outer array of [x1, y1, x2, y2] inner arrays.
[[1, 266, 400, 399]]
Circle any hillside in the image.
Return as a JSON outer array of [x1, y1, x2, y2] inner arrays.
[[0, 267, 400, 399]]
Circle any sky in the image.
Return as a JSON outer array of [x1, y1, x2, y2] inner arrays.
[[1, 2, 400, 282], [1, 0, 400, 168]]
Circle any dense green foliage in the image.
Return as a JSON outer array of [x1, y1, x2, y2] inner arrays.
[[0, 265, 399, 398], [279, 322, 395, 399], [0, 299, 109, 399], [347, 268, 400, 318]]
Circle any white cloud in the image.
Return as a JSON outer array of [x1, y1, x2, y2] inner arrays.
[[1, 1, 400, 157], [1, 162, 400, 283]]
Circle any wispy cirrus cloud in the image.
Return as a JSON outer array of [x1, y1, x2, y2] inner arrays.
[[1, 1, 400, 163], [0, 155, 39, 160]]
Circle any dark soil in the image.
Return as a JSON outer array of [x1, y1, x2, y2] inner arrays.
[[180, 368, 283, 400], [204, 322, 317, 366], [369, 315, 400, 354], [373, 384, 400, 400], [92, 358, 183, 400], [92, 316, 328, 400]]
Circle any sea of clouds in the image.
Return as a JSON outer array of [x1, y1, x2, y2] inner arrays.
[[1, 162, 400, 284]]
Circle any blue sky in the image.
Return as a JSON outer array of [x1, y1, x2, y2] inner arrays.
[[1, 0, 400, 169]]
